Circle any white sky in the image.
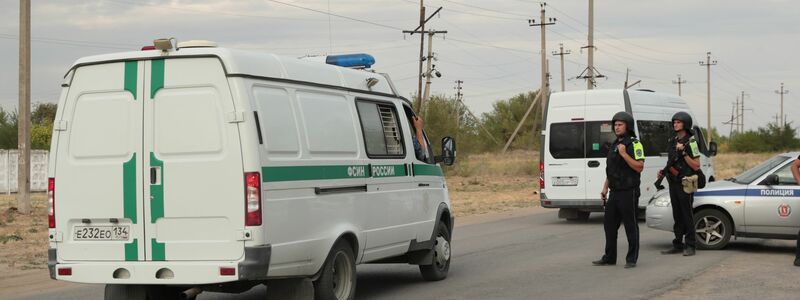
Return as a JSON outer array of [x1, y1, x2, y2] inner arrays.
[[0, 0, 797, 135]]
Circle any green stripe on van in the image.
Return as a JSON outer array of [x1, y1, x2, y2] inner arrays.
[[151, 239, 165, 261], [123, 153, 137, 224], [124, 61, 137, 99], [150, 152, 164, 223], [125, 239, 138, 261], [262, 165, 369, 182], [150, 59, 164, 99], [413, 164, 443, 176]]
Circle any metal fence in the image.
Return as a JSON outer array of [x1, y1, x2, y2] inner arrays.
[[0, 150, 49, 193]]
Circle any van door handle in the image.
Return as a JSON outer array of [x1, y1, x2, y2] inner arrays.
[[150, 167, 161, 185], [418, 183, 430, 187], [588, 161, 600, 168]]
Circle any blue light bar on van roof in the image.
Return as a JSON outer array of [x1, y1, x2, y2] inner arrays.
[[326, 54, 375, 69]]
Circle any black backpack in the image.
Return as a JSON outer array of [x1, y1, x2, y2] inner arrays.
[[696, 168, 707, 189]]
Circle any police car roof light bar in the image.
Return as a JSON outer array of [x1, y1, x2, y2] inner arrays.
[[326, 53, 375, 69]]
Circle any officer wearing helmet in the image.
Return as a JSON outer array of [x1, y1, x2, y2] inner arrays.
[[593, 111, 645, 269], [658, 111, 701, 257]]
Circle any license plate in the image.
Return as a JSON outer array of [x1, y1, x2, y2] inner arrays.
[[551, 176, 578, 186], [73, 226, 130, 241]]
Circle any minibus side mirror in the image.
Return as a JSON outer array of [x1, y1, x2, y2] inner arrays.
[[760, 174, 779, 186], [435, 136, 456, 166], [708, 141, 718, 157]]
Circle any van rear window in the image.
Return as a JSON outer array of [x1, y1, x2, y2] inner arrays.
[[637, 121, 672, 156], [549, 122, 584, 159], [585, 121, 616, 158]]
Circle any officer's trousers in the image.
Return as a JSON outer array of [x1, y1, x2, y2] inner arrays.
[[669, 180, 696, 249], [602, 189, 639, 264]]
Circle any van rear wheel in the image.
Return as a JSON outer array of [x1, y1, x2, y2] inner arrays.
[[313, 240, 357, 300], [419, 221, 451, 281], [104, 284, 147, 300]]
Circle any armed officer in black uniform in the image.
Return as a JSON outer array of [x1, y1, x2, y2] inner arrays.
[[658, 112, 701, 257], [593, 112, 645, 269]]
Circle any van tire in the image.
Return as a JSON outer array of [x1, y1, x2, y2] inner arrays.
[[104, 284, 147, 300], [419, 221, 451, 281], [313, 240, 357, 300]]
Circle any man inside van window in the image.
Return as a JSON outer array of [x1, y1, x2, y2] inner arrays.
[[411, 116, 429, 162]]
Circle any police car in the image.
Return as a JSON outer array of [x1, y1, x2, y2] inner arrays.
[[646, 152, 800, 250]]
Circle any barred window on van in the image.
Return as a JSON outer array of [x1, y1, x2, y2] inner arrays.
[[356, 101, 405, 157]]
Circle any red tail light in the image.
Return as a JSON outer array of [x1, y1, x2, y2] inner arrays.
[[48, 178, 55, 228], [57, 267, 72, 276], [219, 267, 236, 276], [141, 45, 156, 50], [245, 172, 262, 226], [538, 162, 544, 189]]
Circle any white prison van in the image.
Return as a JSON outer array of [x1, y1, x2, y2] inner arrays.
[[540, 89, 717, 220], [47, 40, 456, 300]]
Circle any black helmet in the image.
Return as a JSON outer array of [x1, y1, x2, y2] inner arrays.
[[671, 111, 693, 132], [612, 111, 635, 136]]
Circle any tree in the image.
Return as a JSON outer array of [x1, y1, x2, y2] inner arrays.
[[0, 108, 18, 149]]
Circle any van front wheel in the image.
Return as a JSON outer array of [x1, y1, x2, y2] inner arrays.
[[419, 221, 451, 281], [313, 240, 357, 300], [104, 284, 147, 300]]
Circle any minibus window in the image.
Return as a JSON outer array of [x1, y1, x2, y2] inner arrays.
[[636, 121, 672, 157], [356, 100, 405, 158], [585, 121, 616, 158], [549, 122, 584, 159]]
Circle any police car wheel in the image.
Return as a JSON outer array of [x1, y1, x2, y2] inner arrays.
[[104, 284, 147, 300], [694, 209, 732, 250], [419, 221, 451, 281], [313, 240, 357, 300]]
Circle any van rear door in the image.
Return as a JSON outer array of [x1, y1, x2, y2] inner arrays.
[[55, 61, 146, 262], [142, 57, 245, 261], [545, 93, 586, 200]]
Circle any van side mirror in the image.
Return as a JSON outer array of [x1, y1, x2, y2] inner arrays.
[[760, 174, 779, 186], [708, 141, 718, 157], [435, 136, 456, 166]]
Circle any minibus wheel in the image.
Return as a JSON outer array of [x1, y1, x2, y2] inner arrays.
[[419, 221, 451, 281], [314, 240, 357, 300]]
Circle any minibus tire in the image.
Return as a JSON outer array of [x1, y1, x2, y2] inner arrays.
[[104, 284, 147, 300], [419, 221, 451, 281], [313, 240, 357, 300]]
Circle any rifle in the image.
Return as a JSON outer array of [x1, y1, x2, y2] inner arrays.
[[654, 135, 690, 191]]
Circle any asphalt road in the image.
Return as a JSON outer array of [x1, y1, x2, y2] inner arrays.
[[12, 207, 800, 300]]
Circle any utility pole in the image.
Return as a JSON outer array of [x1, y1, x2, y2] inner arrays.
[[17, 0, 31, 213], [586, 0, 594, 89], [727, 101, 735, 137], [528, 2, 556, 128], [740, 91, 746, 133], [775, 83, 789, 128], [576, 0, 604, 88], [403, 3, 443, 116], [734, 96, 740, 134], [699, 52, 717, 146], [454, 80, 463, 140], [672, 74, 686, 96], [421, 29, 447, 109], [552, 43, 571, 92]]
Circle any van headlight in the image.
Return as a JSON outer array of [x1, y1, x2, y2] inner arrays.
[[653, 196, 671, 207]]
